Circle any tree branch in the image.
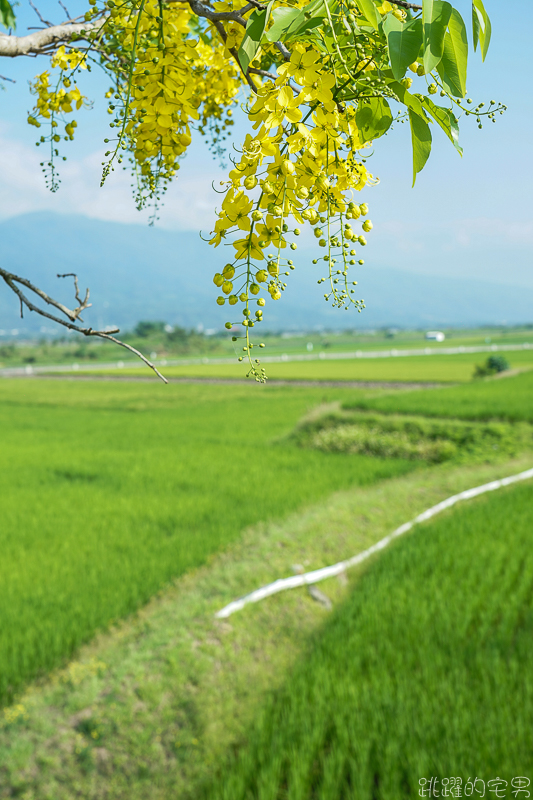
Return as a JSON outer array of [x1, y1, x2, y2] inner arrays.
[[167, 0, 252, 27], [0, 17, 105, 57], [0, 268, 168, 383], [387, 0, 422, 9], [0, 0, 422, 61], [274, 40, 290, 61], [248, 66, 277, 80]]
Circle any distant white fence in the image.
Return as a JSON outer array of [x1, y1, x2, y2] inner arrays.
[[1, 342, 532, 377]]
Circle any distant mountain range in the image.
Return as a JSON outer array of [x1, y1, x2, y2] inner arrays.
[[1, 212, 531, 336]]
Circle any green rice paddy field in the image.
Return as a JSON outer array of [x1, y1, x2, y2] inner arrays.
[[0, 379, 411, 704], [80, 347, 533, 383], [347, 369, 533, 423], [205, 480, 533, 799], [1, 367, 532, 798]]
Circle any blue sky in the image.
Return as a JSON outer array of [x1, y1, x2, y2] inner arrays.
[[0, 1, 531, 289]]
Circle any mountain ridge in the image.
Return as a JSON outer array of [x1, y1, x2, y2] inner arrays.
[[1, 211, 531, 335]]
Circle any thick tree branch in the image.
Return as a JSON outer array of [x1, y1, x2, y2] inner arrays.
[[0, 0, 422, 61], [0, 268, 168, 383], [0, 17, 104, 57]]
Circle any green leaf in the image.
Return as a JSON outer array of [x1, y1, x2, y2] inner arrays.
[[436, 16, 467, 99], [0, 0, 16, 30], [356, 97, 393, 143], [301, 0, 335, 18], [409, 108, 432, 186], [264, 0, 328, 44], [238, 1, 274, 73], [383, 16, 422, 81], [387, 79, 425, 117], [354, 0, 380, 31], [422, 0, 452, 73], [442, 8, 468, 96], [422, 96, 462, 155], [472, 0, 491, 61], [263, 7, 299, 43]]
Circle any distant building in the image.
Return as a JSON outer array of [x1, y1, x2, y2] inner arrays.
[[425, 331, 445, 342]]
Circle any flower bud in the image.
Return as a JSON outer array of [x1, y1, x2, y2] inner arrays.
[[281, 160, 295, 175]]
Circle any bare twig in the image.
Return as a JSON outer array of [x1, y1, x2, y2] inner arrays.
[[57, 272, 91, 321], [0, 73, 15, 82], [58, 1, 74, 21], [0, 268, 168, 383], [29, 0, 54, 28]]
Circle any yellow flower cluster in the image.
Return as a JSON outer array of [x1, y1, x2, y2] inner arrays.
[[51, 45, 89, 72], [28, 71, 85, 124], [27, 46, 89, 189], [208, 38, 378, 378], [28, 1, 244, 202], [28, 45, 87, 135], [101, 0, 243, 204]]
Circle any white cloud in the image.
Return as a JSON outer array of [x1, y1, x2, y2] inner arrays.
[[0, 129, 226, 231]]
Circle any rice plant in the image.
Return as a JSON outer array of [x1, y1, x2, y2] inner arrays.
[[205, 481, 533, 799]]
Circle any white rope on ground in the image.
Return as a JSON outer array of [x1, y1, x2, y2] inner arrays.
[[215, 467, 533, 619]]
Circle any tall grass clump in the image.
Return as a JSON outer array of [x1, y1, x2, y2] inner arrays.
[[205, 480, 533, 799], [290, 409, 531, 463]]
